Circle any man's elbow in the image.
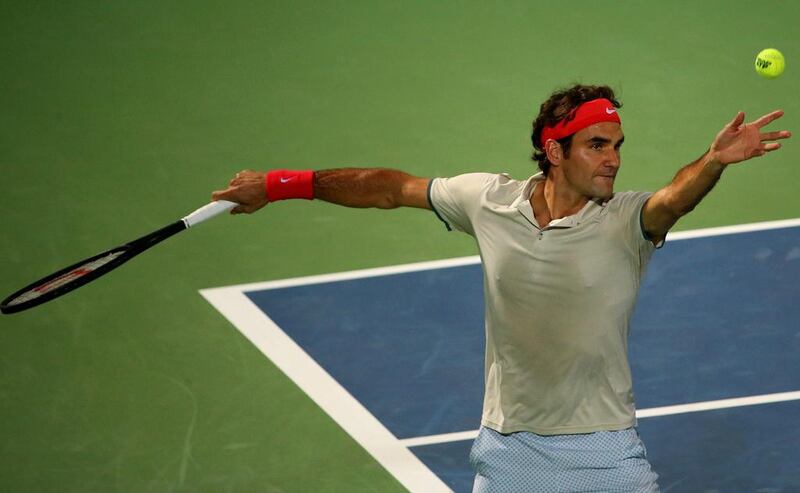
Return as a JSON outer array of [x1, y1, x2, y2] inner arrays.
[[670, 197, 699, 218], [374, 194, 401, 209], [659, 187, 700, 220]]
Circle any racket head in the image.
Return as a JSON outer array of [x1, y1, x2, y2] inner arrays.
[[2, 217, 193, 315], [0, 245, 137, 314]]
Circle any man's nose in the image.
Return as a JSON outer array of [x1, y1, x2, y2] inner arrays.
[[605, 148, 621, 168]]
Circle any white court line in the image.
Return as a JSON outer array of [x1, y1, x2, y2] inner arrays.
[[666, 217, 800, 241], [199, 218, 799, 493], [400, 430, 481, 448], [203, 217, 800, 294], [399, 390, 800, 448], [200, 288, 453, 493]]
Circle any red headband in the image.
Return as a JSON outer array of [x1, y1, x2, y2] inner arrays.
[[540, 98, 620, 148]]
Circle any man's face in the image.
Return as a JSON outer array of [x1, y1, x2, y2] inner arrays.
[[559, 122, 624, 200]]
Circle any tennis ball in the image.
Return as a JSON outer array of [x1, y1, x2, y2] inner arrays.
[[755, 48, 785, 78]]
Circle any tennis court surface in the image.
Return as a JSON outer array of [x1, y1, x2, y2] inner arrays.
[[3, 2, 800, 491], [202, 220, 800, 492]]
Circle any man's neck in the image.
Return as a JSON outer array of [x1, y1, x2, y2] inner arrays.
[[531, 175, 590, 227]]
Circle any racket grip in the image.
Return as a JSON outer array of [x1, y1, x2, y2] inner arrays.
[[182, 200, 237, 228]]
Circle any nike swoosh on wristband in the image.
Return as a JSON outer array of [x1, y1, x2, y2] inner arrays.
[[605, 108, 617, 114], [280, 177, 294, 183]]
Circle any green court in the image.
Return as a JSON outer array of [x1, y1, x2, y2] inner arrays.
[[2, 2, 798, 491]]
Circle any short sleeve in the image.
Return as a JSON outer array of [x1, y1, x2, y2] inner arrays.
[[609, 191, 661, 252], [428, 173, 495, 235]]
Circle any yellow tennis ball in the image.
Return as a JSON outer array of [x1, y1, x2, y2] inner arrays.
[[755, 48, 785, 78]]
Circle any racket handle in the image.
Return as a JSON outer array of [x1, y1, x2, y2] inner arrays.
[[182, 200, 237, 228]]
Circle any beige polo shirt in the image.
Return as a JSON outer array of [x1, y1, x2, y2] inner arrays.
[[429, 172, 657, 435]]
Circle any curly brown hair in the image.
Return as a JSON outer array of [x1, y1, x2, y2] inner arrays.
[[531, 84, 622, 175]]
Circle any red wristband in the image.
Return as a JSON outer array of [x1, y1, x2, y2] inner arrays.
[[265, 170, 314, 201]]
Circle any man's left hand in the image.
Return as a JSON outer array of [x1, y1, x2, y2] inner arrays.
[[710, 110, 791, 165]]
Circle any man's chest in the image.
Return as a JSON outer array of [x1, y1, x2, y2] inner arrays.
[[475, 214, 639, 301]]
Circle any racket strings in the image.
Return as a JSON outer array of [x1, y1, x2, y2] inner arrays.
[[5, 250, 127, 307]]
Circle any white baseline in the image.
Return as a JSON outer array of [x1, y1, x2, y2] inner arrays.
[[399, 390, 800, 448]]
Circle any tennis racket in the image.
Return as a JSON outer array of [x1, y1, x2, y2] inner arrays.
[[1, 200, 237, 315]]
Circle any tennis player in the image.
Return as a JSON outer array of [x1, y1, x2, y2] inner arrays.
[[212, 84, 790, 492]]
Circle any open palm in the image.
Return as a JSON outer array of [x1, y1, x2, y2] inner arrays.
[[710, 110, 790, 165]]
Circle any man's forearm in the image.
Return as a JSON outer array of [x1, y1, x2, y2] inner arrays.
[[643, 151, 727, 239], [661, 151, 726, 217], [314, 168, 429, 209]]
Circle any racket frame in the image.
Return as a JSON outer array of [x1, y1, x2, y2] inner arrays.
[[0, 221, 185, 314], [1, 200, 236, 315]]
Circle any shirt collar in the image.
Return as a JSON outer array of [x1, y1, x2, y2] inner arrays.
[[514, 173, 607, 229]]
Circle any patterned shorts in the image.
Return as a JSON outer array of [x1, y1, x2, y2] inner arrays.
[[469, 426, 660, 492]]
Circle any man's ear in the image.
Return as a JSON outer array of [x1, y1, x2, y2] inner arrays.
[[544, 139, 562, 167]]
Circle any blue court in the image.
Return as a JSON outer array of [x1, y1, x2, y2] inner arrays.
[[239, 223, 800, 492]]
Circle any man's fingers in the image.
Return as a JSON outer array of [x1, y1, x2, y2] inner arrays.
[[212, 188, 243, 214], [764, 142, 782, 152], [215, 170, 269, 215], [760, 130, 792, 141], [231, 203, 267, 215], [230, 202, 256, 214], [728, 111, 746, 129], [752, 110, 784, 129], [211, 187, 233, 201]]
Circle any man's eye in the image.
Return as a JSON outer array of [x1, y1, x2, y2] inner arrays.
[[591, 143, 603, 150]]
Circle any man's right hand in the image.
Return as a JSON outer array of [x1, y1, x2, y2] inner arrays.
[[211, 169, 269, 214]]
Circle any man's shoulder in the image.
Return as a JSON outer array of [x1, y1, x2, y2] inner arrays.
[[438, 172, 528, 198], [605, 190, 654, 217], [608, 190, 653, 205], [444, 171, 522, 184]]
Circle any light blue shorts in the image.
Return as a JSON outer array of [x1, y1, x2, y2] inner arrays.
[[470, 426, 660, 492]]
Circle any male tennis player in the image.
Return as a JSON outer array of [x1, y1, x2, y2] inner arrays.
[[212, 84, 790, 492]]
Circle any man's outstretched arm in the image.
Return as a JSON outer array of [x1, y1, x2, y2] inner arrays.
[[211, 168, 431, 214], [642, 110, 791, 244]]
